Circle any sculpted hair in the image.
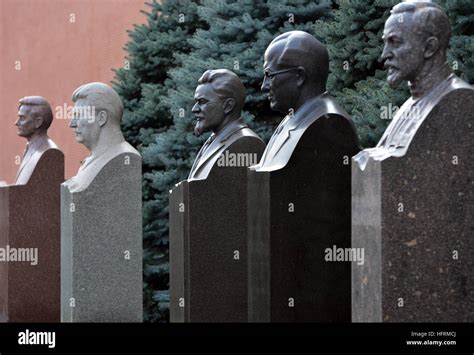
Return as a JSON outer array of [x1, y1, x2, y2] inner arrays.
[[391, 1, 451, 54], [18, 96, 54, 131], [270, 30, 329, 90], [72, 82, 124, 125], [198, 69, 246, 113]]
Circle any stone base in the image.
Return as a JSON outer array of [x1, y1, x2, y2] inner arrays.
[[61, 153, 143, 322], [352, 88, 474, 322], [170, 139, 264, 322], [248, 116, 359, 322], [0, 149, 64, 322]]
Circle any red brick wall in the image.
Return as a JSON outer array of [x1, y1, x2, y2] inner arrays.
[[0, 0, 147, 182]]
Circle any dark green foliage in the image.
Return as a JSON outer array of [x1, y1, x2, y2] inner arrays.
[[113, 0, 205, 322], [114, 0, 473, 321]]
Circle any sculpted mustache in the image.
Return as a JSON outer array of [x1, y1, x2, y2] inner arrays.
[[384, 62, 398, 70]]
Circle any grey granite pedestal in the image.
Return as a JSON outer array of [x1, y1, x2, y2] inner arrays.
[[61, 153, 142, 322]]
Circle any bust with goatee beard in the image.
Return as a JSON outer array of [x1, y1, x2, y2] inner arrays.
[[188, 69, 263, 181], [355, 1, 474, 168]]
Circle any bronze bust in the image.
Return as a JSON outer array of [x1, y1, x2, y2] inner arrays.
[[255, 30, 357, 171], [188, 69, 262, 181]]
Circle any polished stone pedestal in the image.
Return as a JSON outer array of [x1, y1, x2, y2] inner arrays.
[[352, 88, 474, 322], [248, 115, 359, 322], [0, 148, 64, 322], [170, 138, 264, 322]]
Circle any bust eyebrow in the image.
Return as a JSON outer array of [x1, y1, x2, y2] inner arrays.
[[383, 33, 400, 42], [194, 96, 208, 103]]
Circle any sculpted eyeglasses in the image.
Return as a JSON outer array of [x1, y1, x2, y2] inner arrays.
[[263, 67, 299, 81]]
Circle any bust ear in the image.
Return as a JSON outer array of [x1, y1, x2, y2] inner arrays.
[[424, 36, 439, 59], [97, 110, 107, 127], [296, 66, 306, 87], [34, 115, 44, 129], [223, 98, 235, 115]]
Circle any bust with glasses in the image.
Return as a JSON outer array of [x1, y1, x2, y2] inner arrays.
[[255, 30, 359, 171]]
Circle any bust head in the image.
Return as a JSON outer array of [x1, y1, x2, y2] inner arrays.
[[192, 69, 245, 136], [15, 96, 53, 140], [70, 82, 124, 151], [261, 30, 329, 114], [381, 1, 451, 88]]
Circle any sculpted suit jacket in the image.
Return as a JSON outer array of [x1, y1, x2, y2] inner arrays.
[[15, 135, 60, 185], [255, 92, 359, 172], [65, 140, 140, 193], [188, 117, 262, 181]]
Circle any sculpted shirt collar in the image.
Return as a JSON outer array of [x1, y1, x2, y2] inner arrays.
[[256, 91, 332, 171], [188, 117, 248, 180], [15, 133, 53, 184], [208, 117, 247, 145], [25, 133, 48, 154], [79, 143, 121, 173], [283, 91, 329, 131]]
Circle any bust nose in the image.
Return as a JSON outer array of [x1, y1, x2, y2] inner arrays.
[[261, 76, 270, 93], [380, 44, 392, 63]]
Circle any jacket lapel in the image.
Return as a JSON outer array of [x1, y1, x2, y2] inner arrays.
[[189, 118, 247, 179], [15, 146, 33, 182], [263, 93, 330, 162]]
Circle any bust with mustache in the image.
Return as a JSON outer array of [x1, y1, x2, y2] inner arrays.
[[188, 69, 263, 181], [355, 1, 473, 167]]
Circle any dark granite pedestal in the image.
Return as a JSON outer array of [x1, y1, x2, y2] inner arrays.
[[61, 153, 142, 322], [352, 89, 474, 322], [0, 149, 64, 322], [170, 138, 264, 322], [248, 115, 359, 322]]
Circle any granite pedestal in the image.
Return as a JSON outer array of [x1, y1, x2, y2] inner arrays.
[[0, 148, 64, 322], [352, 88, 474, 322], [170, 138, 264, 322], [61, 153, 142, 322], [248, 115, 360, 322]]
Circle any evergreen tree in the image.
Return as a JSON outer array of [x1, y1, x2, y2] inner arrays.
[[313, 0, 406, 147], [444, 0, 474, 82], [113, 0, 205, 322]]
